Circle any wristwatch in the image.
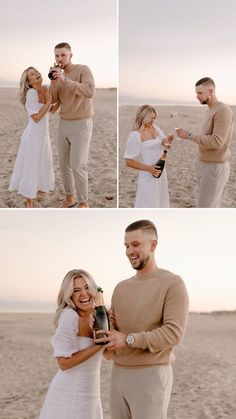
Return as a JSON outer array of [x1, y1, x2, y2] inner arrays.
[[188, 131, 193, 139], [126, 334, 135, 346]]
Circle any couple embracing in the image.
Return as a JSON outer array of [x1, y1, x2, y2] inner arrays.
[[9, 42, 94, 208], [39, 220, 189, 419]]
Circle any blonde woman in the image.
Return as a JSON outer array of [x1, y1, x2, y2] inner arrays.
[[9, 67, 54, 207], [39, 269, 105, 419], [124, 105, 174, 208]]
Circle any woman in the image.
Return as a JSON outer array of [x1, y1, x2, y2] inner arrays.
[[124, 104, 174, 208], [9, 67, 54, 207], [39, 269, 105, 419]]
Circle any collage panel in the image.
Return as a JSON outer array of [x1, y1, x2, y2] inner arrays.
[[119, 0, 236, 208], [0, 209, 236, 418], [0, 0, 117, 209]]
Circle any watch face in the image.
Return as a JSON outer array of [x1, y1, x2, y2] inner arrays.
[[126, 335, 134, 345]]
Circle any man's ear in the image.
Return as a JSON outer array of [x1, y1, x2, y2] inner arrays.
[[150, 239, 157, 252], [209, 88, 214, 96], [70, 53, 73, 59]]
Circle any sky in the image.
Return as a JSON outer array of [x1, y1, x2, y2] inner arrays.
[[119, 0, 236, 105], [0, 0, 117, 88], [0, 209, 236, 313]]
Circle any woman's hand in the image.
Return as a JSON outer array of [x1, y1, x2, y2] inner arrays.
[[149, 166, 161, 177], [163, 134, 174, 149], [50, 101, 60, 114]]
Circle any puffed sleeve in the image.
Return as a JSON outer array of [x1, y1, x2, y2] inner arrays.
[[51, 308, 79, 358], [124, 131, 142, 160], [25, 89, 40, 116]]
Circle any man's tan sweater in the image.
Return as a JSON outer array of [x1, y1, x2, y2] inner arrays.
[[50, 64, 95, 120], [191, 102, 234, 162], [111, 268, 189, 368]]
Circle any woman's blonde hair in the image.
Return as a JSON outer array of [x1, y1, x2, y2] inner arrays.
[[54, 269, 98, 327], [132, 104, 157, 131], [19, 66, 35, 105]]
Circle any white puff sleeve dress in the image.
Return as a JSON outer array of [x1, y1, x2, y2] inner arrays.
[[124, 126, 169, 208], [39, 308, 103, 419], [9, 88, 54, 199]]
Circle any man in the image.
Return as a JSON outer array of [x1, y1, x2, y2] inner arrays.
[[96, 219, 189, 419], [49, 42, 95, 208], [176, 77, 234, 208]]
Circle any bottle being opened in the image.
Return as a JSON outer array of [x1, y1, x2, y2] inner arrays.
[[48, 63, 62, 80], [153, 149, 167, 178], [93, 287, 110, 345]]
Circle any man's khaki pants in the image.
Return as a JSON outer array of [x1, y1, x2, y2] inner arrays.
[[110, 364, 173, 419], [197, 160, 230, 208], [58, 118, 93, 204]]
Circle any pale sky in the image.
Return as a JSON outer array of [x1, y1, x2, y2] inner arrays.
[[119, 0, 236, 105], [0, 209, 235, 313], [0, 0, 117, 88]]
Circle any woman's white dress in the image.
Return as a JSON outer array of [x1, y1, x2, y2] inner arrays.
[[9, 88, 54, 198], [39, 308, 103, 419], [124, 126, 169, 208]]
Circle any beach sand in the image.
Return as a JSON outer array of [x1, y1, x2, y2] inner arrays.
[[0, 87, 117, 208], [119, 105, 236, 207], [0, 312, 235, 419]]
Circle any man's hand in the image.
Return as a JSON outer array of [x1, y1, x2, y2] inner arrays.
[[108, 309, 117, 329], [50, 66, 66, 83], [94, 329, 127, 349], [175, 128, 189, 139]]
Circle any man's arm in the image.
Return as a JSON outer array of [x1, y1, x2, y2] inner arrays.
[[191, 108, 233, 149], [96, 279, 189, 352], [177, 108, 233, 150], [63, 65, 95, 98]]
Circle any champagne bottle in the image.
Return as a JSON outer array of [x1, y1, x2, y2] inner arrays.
[[152, 149, 167, 178], [48, 63, 62, 80], [93, 287, 110, 345]]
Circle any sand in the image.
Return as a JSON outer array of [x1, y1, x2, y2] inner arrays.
[[0, 87, 117, 208], [0, 312, 235, 419], [119, 105, 236, 207]]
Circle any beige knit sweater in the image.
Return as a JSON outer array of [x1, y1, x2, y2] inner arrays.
[[111, 268, 189, 368], [50, 64, 95, 120], [191, 102, 234, 162]]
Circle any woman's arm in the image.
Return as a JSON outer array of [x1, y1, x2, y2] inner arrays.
[[57, 344, 102, 370], [126, 159, 161, 177], [31, 89, 52, 123]]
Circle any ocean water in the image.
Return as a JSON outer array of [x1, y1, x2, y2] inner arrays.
[[0, 300, 55, 313]]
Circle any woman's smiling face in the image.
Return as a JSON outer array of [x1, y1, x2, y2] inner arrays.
[[72, 275, 94, 313]]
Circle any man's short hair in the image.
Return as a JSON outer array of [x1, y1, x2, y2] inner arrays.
[[195, 77, 215, 87], [125, 220, 158, 239], [54, 42, 71, 51]]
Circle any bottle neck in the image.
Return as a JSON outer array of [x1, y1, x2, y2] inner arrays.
[[161, 150, 167, 159], [95, 291, 105, 308]]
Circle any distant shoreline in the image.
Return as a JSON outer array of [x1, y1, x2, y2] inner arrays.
[[1, 310, 235, 315], [0, 85, 117, 90]]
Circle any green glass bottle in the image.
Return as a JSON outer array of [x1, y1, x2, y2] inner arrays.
[[93, 287, 110, 345], [153, 149, 167, 178]]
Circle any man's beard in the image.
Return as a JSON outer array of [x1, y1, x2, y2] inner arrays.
[[200, 98, 209, 105], [134, 255, 150, 270]]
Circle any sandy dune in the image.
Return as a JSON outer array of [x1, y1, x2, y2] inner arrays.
[[0, 88, 117, 208], [119, 105, 236, 207], [0, 312, 235, 418]]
